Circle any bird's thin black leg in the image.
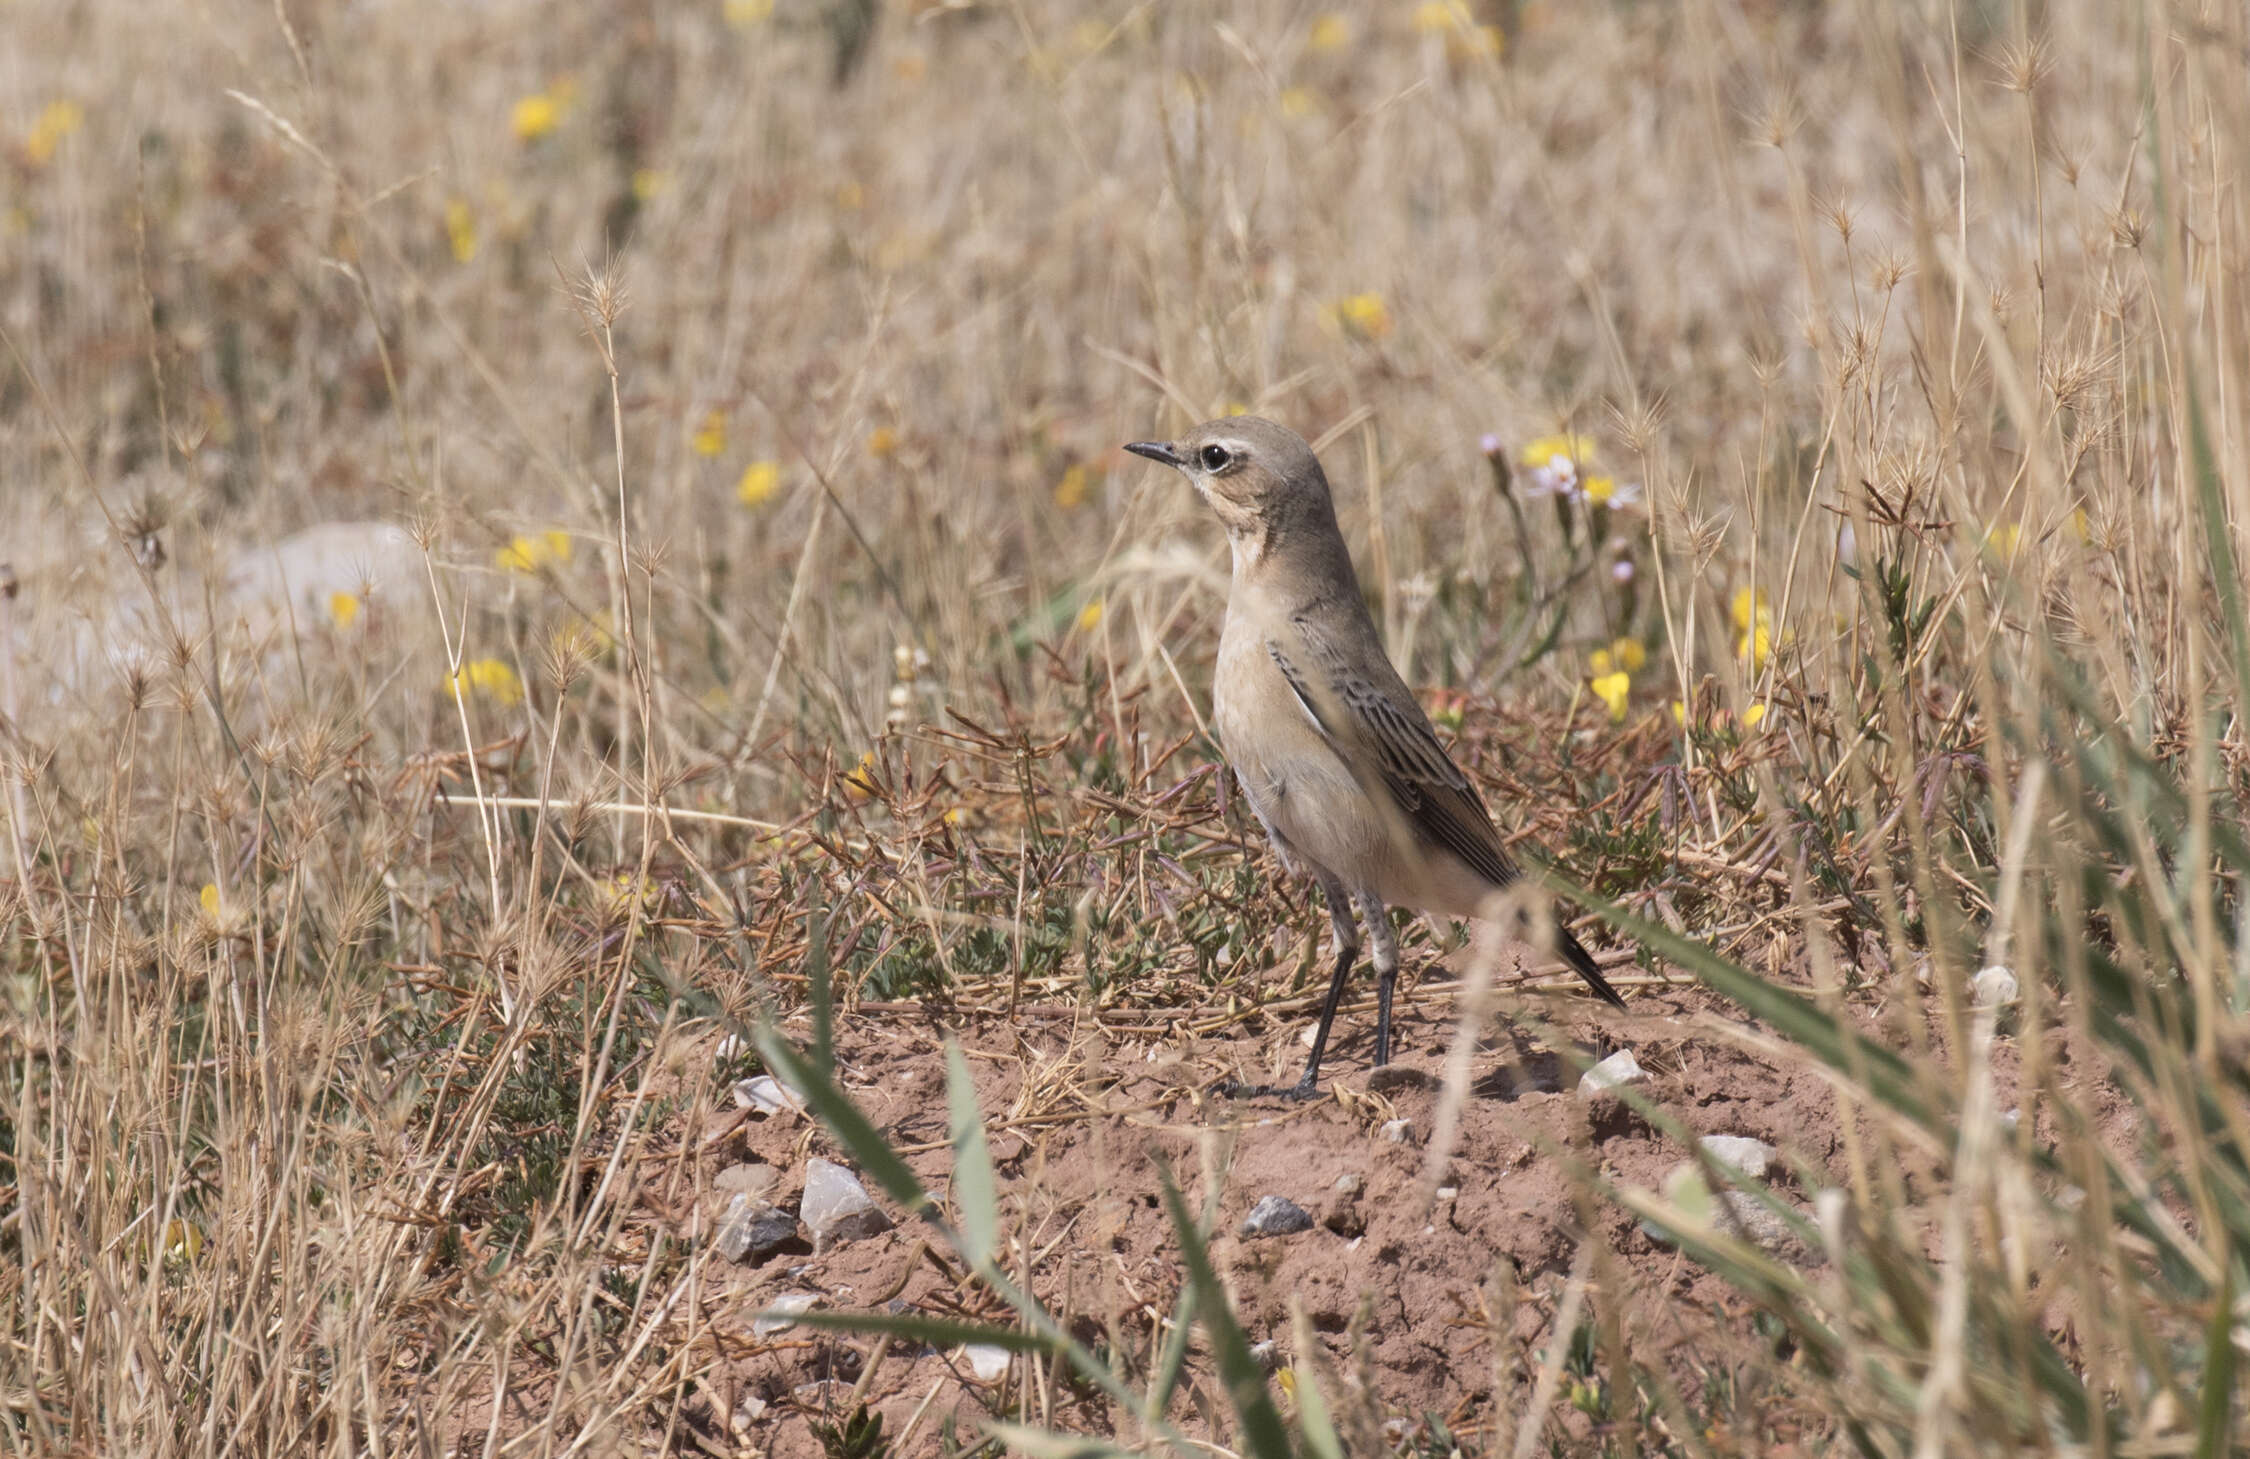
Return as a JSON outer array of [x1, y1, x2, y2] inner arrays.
[[1293, 937, 1358, 1095], [1218, 872, 1357, 1101]]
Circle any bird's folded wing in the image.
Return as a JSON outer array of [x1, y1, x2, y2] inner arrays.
[[1266, 618, 1526, 893]]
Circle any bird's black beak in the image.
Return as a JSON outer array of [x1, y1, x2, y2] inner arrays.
[[1123, 440, 1186, 469]]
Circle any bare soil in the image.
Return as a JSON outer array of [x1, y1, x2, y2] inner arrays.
[[646, 972, 1874, 1457]]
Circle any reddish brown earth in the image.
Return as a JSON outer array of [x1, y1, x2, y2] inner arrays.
[[649, 974, 1895, 1457]]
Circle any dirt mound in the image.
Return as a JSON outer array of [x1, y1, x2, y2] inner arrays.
[[675, 983, 1843, 1455]]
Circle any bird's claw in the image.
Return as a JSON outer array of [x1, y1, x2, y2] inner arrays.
[[1212, 1077, 1324, 1102]]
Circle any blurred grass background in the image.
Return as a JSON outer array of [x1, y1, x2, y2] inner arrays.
[[7, 0, 2250, 1453]]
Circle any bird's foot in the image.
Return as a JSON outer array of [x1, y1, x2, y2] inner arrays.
[[1212, 1076, 1324, 1102]]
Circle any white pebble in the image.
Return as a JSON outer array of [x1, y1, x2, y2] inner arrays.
[[1578, 1048, 1646, 1095], [1698, 1135, 1778, 1181]]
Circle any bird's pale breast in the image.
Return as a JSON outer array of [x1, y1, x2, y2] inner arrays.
[[1213, 613, 1394, 886], [1213, 608, 1505, 917]]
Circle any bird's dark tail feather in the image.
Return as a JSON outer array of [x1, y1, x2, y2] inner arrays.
[[1557, 926, 1628, 1008]]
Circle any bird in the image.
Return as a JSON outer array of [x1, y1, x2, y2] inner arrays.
[[1124, 417, 1627, 1098]]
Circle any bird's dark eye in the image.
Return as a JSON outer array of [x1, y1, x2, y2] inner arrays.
[[1199, 444, 1232, 471]]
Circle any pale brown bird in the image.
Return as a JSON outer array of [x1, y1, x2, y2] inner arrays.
[[1126, 417, 1626, 1098]]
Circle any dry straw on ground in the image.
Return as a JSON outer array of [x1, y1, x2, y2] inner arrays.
[[6, 0, 2250, 1455]]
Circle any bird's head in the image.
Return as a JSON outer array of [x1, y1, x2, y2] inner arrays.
[[1124, 417, 1337, 561]]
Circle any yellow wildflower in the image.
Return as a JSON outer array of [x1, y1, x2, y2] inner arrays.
[[443, 197, 478, 263], [2070, 508, 2092, 544], [1589, 647, 1615, 676], [841, 750, 881, 800], [1982, 522, 2023, 560], [1729, 586, 1785, 667], [199, 883, 222, 918], [691, 410, 728, 457], [329, 591, 362, 631], [867, 425, 899, 458], [23, 99, 83, 167], [1741, 702, 1769, 729], [1413, 0, 1502, 57], [1519, 434, 1596, 471], [163, 1219, 204, 1263], [1610, 636, 1647, 672], [736, 460, 782, 507], [1279, 87, 1319, 120], [1591, 670, 1631, 722], [1053, 464, 1091, 510], [1670, 699, 1687, 726], [511, 92, 561, 143], [494, 530, 573, 574], [630, 168, 672, 201], [446, 658, 524, 708], [1225, 401, 1252, 417], [1454, 24, 1504, 58], [1583, 475, 1618, 505], [1077, 598, 1105, 632], [724, 0, 774, 25], [1326, 292, 1392, 339], [602, 872, 661, 914], [1308, 13, 1350, 51], [1414, 1, 1465, 31]]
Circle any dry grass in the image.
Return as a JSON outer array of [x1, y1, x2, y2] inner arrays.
[[6, 0, 2250, 1453]]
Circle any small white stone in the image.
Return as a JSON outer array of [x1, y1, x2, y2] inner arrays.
[[1972, 965, 2020, 1008], [1379, 1119, 1415, 1144], [961, 1344, 1010, 1382], [730, 1394, 768, 1434], [734, 1075, 808, 1117], [714, 1033, 748, 1061], [1698, 1135, 1778, 1181], [1435, 1186, 1458, 1201], [753, 1292, 819, 1336], [801, 1158, 892, 1245], [1578, 1048, 1646, 1095]]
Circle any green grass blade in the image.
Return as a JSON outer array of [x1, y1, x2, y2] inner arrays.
[[1559, 880, 1941, 1130], [982, 1423, 1139, 1459], [1156, 1163, 1294, 1459], [1141, 1281, 1198, 1428], [757, 1307, 1056, 1353], [806, 901, 835, 1078], [751, 1021, 930, 1218], [2187, 384, 2250, 704], [2196, 1259, 2239, 1459], [762, 1021, 1203, 1451], [1289, 1330, 1346, 1459], [944, 1038, 999, 1268]]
